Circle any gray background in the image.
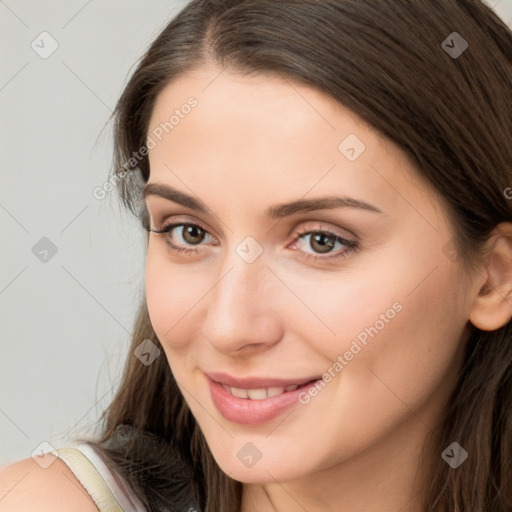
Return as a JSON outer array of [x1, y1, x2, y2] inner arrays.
[[0, 0, 188, 465], [1, 0, 512, 466]]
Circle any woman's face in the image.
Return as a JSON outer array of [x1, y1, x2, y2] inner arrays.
[[144, 63, 476, 484]]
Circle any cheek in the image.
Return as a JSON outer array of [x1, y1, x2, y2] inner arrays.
[[144, 248, 204, 351], [312, 251, 467, 420]]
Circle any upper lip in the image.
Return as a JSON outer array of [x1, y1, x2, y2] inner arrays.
[[205, 371, 320, 389]]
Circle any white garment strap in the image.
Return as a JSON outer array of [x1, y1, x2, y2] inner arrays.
[[50, 447, 124, 512]]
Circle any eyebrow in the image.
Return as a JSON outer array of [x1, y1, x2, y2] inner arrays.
[[143, 183, 383, 219]]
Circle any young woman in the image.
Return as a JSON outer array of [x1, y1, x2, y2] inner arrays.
[[1, 1, 512, 511]]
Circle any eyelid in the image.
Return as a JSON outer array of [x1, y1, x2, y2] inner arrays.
[[149, 214, 218, 238], [149, 215, 355, 244], [149, 210, 356, 238], [289, 225, 358, 259], [294, 220, 358, 241]]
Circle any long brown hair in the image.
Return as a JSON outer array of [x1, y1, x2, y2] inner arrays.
[[79, 1, 512, 511]]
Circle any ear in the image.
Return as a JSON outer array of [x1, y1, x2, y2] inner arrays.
[[469, 222, 512, 331]]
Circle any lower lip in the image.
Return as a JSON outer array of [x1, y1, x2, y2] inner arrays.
[[208, 377, 318, 425]]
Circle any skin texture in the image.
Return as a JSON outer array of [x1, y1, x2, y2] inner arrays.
[[143, 63, 512, 512], [0, 455, 98, 511]]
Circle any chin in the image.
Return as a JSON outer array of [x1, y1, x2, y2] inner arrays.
[[206, 444, 314, 485]]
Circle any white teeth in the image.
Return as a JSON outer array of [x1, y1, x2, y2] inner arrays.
[[246, 388, 268, 400], [231, 387, 249, 398], [267, 386, 285, 397], [225, 384, 300, 399]]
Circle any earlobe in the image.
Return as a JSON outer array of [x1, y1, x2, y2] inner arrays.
[[469, 223, 512, 332]]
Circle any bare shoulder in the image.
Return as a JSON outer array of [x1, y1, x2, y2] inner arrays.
[[0, 454, 98, 512]]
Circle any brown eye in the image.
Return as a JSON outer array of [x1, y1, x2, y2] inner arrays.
[[308, 233, 336, 254], [181, 224, 206, 245], [292, 229, 359, 263], [149, 221, 216, 255]]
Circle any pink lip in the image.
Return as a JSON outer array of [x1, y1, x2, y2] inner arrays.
[[205, 372, 320, 425]]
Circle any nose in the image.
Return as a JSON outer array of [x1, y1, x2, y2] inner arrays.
[[201, 252, 283, 355]]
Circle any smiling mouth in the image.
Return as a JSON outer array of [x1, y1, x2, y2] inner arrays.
[[206, 374, 322, 425]]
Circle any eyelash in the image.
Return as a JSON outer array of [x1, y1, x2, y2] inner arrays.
[[146, 221, 359, 263]]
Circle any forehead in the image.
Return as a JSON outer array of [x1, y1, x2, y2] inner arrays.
[[145, 65, 432, 221], [148, 64, 374, 154]]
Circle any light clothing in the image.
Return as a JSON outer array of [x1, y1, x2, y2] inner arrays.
[[49, 443, 146, 512]]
